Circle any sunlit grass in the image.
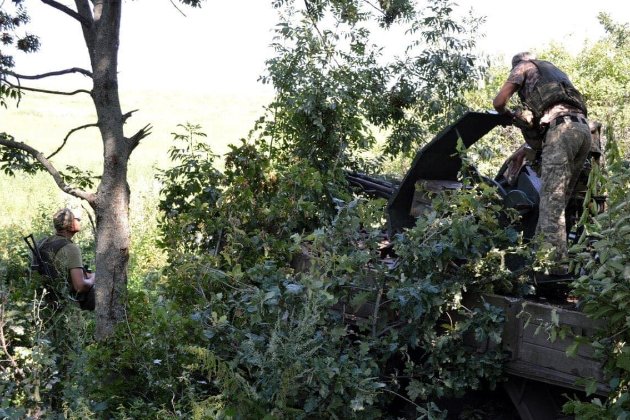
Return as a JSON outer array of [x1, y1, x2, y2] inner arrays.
[[2, 89, 271, 281], [2, 89, 271, 232]]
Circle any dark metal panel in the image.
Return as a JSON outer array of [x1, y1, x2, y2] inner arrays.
[[387, 111, 512, 232]]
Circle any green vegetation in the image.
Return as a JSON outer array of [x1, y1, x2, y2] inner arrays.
[[1, 1, 630, 419], [563, 135, 630, 418]]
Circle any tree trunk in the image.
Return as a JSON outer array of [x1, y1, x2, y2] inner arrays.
[[83, 0, 130, 339], [93, 172, 130, 339]]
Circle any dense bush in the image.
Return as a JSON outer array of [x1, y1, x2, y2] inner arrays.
[[149, 125, 529, 418], [0, 206, 184, 418], [0, 209, 98, 418], [0, 254, 94, 418], [562, 135, 630, 417]]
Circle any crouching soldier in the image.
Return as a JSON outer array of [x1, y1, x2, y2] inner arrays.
[[37, 208, 95, 310]]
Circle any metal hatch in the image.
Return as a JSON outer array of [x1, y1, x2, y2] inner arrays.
[[387, 111, 512, 232]]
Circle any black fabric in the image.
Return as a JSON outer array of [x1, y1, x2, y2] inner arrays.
[[548, 115, 588, 129], [36, 237, 95, 311], [77, 286, 95, 311]]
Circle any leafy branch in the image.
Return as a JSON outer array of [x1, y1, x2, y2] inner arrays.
[[0, 292, 20, 376]]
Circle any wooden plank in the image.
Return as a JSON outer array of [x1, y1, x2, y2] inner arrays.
[[520, 320, 598, 358], [466, 293, 608, 392], [515, 341, 605, 381], [505, 360, 609, 395]]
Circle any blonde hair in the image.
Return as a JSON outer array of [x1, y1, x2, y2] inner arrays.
[[53, 208, 75, 232]]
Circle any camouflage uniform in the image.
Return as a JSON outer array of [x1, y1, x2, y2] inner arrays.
[[537, 120, 591, 266], [507, 61, 591, 270]]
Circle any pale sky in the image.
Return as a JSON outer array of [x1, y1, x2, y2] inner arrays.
[[457, 0, 628, 64], [9, 0, 630, 95]]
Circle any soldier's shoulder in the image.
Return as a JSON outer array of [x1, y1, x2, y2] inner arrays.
[[518, 61, 538, 73]]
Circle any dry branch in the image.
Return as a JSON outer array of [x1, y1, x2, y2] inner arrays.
[[0, 137, 96, 204], [41, 0, 93, 27], [122, 109, 139, 123], [4, 80, 91, 97], [128, 124, 152, 152], [6, 68, 93, 79], [48, 122, 99, 160]]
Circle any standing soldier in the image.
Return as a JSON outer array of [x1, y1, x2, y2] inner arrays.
[[493, 52, 591, 277]]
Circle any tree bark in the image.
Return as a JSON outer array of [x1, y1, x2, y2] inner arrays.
[[82, 0, 130, 339]]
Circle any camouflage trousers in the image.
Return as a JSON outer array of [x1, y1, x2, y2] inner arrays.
[[536, 120, 591, 267]]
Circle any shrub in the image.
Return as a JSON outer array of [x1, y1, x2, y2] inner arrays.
[[155, 127, 526, 417]]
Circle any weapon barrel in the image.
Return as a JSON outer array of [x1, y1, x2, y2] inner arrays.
[[345, 171, 397, 199]]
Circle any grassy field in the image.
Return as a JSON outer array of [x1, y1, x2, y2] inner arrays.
[[1, 89, 272, 230]]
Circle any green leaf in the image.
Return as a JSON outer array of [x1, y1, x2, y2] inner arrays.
[[551, 308, 559, 326], [584, 378, 598, 396], [566, 340, 579, 358], [615, 349, 630, 372], [407, 379, 424, 400]]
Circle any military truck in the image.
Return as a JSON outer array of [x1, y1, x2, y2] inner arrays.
[[347, 111, 607, 419]]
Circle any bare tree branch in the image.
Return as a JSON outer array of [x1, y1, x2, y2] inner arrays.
[[46, 108, 137, 161], [0, 137, 96, 203], [122, 109, 139, 123], [6, 68, 93, 79], [4, 80, 92, 97], [127, 124, 152, 152], [169, 0, 188, 17], [40, 0, 92, 28], [47, 122, 98, 160], [362, 0, 386, 16], [74, 0, 96, 49], [121, 109, 145, 151]]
